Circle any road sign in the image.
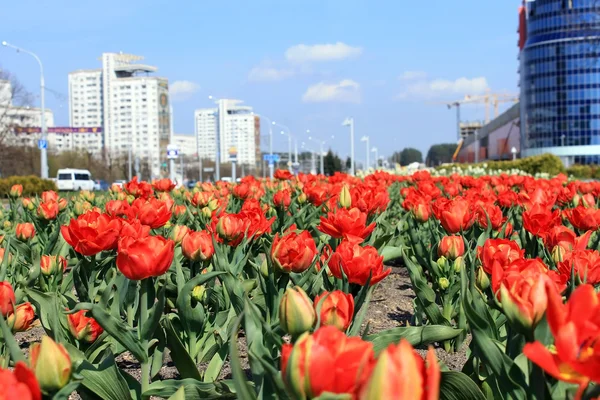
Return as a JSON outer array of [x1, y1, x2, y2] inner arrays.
[[203, 167, 215, 172], [229, 147, 238, 162], [263, 154, 281, 163], [38, 140, 47, 149], [167, 144, 179, 159]]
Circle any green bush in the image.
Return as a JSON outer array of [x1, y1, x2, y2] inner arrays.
[[439, 153, 566, 176], [567, 165, 593, 179], [0, 175, 57, 197]]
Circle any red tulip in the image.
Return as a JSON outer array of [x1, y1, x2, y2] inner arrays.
[[0, 361, 41, 400], [432, 197, 474, 234], [437, 236, 465, 261], [271, 230, 317, 273], [557, 249, 600, 284], [328, 239, 390, 286], [120, 219, 151, 239], [477, 239, 524, 275], [281, 326, 375, 399], [273, 189, 292, 209], [475, 203, 505, 231], [152, 178, 176, 192], [37, 201, 59, 220], [522, 204, 561, 239], [123, 177, 153, 198], [181, 230, 214, 261], [105, 200, 131, 218], [129, 198, 172, 229], [274, 169, 293, 180], [67, 310, 103, 343], [314, 290, 354, 331], [7, 302, 35, 332], [116, 235, 174, 280], [215, 213, 248, 246], [0, 281, 15, 317], [564, 205, 600, 231], [15, 223, 35, 241], [524, 284, 600, 397], [359, 340, 440, 400], [318, 207, 376, 242], [41, 191, 58, 204], [61, 212, 121, 256]]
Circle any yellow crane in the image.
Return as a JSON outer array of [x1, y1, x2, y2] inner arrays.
[[463, 90, 519, 124]]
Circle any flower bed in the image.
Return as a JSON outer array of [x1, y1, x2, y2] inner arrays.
[[0, 171, 598, 399]]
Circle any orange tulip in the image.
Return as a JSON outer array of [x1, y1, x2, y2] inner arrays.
[[314, 290, 354, 331], [116, 236, 174, 280]]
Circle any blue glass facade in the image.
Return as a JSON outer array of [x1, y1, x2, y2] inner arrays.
[[521, 0, 600, 164]]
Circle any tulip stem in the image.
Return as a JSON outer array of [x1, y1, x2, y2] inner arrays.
[[139, 278, 150, 397]]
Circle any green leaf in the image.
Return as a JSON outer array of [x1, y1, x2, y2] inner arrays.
[[144, 379, 238, 399], [162, 317, 202, 380], [0, 314, 26, 363], [168, 386, 186, 400], [70, 302, 147, 363], [347, 285, 374, 336], [230, 312, 258, 400], [140, 281, 166, 340], [51, 381, 81, 400], [380, 245, 404, 263], [24, 288, 68, 342], [365, 325, 463, 355], [440, 371, 487, 400], [77, 353, 133, 400]]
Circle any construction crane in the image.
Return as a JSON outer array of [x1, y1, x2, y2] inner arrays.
[[463, 91, 519, 123]]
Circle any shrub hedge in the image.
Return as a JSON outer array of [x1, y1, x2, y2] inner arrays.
[[0, 176, 57, 197], [566, 165, 600, 180], [439, 153, 566, 176]]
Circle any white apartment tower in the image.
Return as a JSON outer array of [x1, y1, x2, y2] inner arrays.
[[194, 99, 259, 166], [68, 53, 170, 179]]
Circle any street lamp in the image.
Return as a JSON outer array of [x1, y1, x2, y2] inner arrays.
[[2, 41, 48, 179], [208, 95, 222, 181], [342, 117, 355, 175], [275, 122, 296, 172], [511, 146, 517, 161], [307, 129, 325, 175], [371, 147, 378, 169], [361, 136, 370, 170]]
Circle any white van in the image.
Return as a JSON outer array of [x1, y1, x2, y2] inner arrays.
[[56, 169, 95, 191]]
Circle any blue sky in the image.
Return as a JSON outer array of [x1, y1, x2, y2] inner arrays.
[[0, 0, 521, 161]]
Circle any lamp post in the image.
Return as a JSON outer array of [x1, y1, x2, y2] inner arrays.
[[361, 136, 370, 170], [307, 130, 325, 175], [208, 95, 222, 181], [2, 41, 48, 178], [371, 147, 378, 169], [342, 117, 355, 175], [511, 146, 517, 161]]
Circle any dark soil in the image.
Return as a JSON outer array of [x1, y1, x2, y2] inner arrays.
[[14, 265, 468, 399]]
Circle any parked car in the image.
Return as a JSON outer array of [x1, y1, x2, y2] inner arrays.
[[93, 180, 110, 191], [56, 169, 95, 191], [186, 180, 197, 189]]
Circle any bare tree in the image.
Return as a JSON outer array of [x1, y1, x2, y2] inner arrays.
[[0, 68, 34, 145]]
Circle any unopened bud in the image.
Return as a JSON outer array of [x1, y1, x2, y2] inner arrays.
[[438, 277, 450, 290], [453, 256, 464, 273], [191, 285, 206, 302], [297, 193, 307, 204], [30, 336, 72, 392], [437, 256, 448, 270], [201, 207, 212, 218], [552, 245, 567, 264], [476, 267, 490, 291], [339, 185, 351, 209], [279, 286, 316, 337]]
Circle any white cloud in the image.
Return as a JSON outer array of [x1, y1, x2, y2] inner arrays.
[[248, 66, 295, 82], [285, 42, 362, 63], [169, 80, 200, 101], [302, 79, 361, 103], [399, 70, 428, 80], [396, 76, 489, 100]]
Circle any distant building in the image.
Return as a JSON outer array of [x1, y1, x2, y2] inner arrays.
[[519, 0, 600, 165], [459, 121, 484, 139], [171, 134, 197, 157], [456, 103, 521, 163], [0, 79, 56, 148], [194, 99, 259, 166], [69, 52, 170, 178]]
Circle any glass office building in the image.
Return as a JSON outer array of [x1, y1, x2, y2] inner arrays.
[[520, 0, 600, 165]]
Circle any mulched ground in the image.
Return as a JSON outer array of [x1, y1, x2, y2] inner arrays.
[[15, 266, 468, 399]]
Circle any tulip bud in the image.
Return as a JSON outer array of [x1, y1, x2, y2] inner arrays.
[[126, 194, 135, 204], [67, 310, 103, 343], [0, 235, 3, 245], [191, 285, 206, 302], [314, 291, 354, 331], [0, 281, 15, 316], [15, 223, 35, 241], [297, 193, 307, 204], [171, 225, 190, 244], [201, 207, 212, 218], [279, 286, 316, 336], [30, 336, 72, 392], [208, 199, 219, 211], [453, 256, 465, 273], [8, 302, 35, 332], [22, 197, 35, 211], [552, 245, 567, 264], [476, 267, 490, 290], [260, 258, 269, 277], [339, 185, 351, 209], [437, 256, 448, 271], [3, 220, 12, 230], [9, 184, 23, 198], [438, 277, 450, 290], [438, 236, 465, 261], [413, 203, 430, 222], [40, 255, 67, 276]]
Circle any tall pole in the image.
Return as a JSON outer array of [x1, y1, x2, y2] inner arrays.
[[350, 118, 355, 175], [294, 139, 298, 165], [474, 131, 479, 163], [311, 151, 316, 174], [269, 122, 273, 179], [365, 137, 370, 170], [214, 99, 222, 182], [319, 142, 324, 175], [2, 42, 48, 178], [288, 134, 292, 172], [456, 104, 461, 141]]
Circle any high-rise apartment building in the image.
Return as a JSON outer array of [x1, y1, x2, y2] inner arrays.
[[68, 53, 170, 178], [194, 99, 259, 166]]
